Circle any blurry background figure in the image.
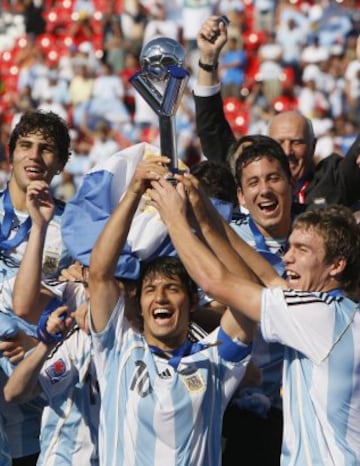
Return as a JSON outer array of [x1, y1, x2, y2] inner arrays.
[[219, 36, 246, 99]]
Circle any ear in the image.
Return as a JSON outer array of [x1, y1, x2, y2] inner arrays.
[[329, 257, 347, 279], [237, 186, 246, 208]]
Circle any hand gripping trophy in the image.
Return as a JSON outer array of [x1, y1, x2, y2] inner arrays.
[[129, 37, 190, 179]]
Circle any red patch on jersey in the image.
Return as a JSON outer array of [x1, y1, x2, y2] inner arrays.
[[45, 358, 67, 384]]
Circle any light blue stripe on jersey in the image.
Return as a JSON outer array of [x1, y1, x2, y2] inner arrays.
[[92, 297, 249, 466], [327, 300, 359, 465]]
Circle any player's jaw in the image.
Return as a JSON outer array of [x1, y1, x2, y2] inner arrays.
[[143, 307, 189, 351]]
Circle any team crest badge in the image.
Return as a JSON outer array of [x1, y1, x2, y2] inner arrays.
[[181, 372, 205, 393], [46, 358, 67, 384], [43, 251, 60, 275]]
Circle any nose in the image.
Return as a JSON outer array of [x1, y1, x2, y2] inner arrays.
[[282, 247, 293, 265], [29, 144, 43, 161], [154, 287, 168, 303], [281, 141, 292, 156], [258, 178, 272, 195]]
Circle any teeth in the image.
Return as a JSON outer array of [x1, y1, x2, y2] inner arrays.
[[286, 271, 300, 279], [26, 168, 41, 173], [259, 202, 276, 210], [153, 309, 172, 319]]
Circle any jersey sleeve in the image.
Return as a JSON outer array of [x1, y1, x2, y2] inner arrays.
[[90, 294, 128, 385], [260, 287, 336, 363]]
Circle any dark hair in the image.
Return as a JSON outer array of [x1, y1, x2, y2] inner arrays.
[[235, 140, 292, 187], [293, 205, 360, 293], [137, 256, 197, 300], [8, 110, 71, 167], [227, 134, 283, 177], [190, 160, 237, 206]]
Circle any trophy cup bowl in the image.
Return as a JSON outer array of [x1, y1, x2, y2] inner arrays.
[[140, 37, 186, 81], [130, 37, 189, 180]]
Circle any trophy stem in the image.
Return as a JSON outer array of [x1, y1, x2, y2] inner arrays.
[[159, 114, 177, 170]]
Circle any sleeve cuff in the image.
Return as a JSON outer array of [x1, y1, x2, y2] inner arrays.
[[193, 83, 221, 97]]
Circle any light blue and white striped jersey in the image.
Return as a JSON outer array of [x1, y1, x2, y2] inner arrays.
[[38, 326, 100, 466], [0, 195, 72, 335], [231, 214, 287, 410], [0, 191, 73, 460], [91, 296, 251, 466], [261, 287, 360, 466]]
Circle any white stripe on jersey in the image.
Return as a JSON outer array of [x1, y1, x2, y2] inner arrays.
[[261, 287, 360, 466], [91, 296, 249, 466]]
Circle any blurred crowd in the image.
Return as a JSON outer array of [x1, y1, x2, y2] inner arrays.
[[0, 0, 359, 200]]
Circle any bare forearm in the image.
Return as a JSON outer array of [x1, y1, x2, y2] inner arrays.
[[4, 342, 51, 403], [223, 222, 285, 287], [165, 215, 262, 323], [90, 189, 142, 281], [13, 223, 47, 319]]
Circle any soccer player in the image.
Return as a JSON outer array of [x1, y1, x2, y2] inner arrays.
[[88, 155, 255, 466], [0, 110, 72, 465], [149, 175, 360, 466], [4, 180, 99, 466]]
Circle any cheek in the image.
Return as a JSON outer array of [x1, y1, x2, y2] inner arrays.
[[238, 189, 255, 207]]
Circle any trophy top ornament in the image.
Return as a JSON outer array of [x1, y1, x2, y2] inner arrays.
[[140, 37, 186, 81]]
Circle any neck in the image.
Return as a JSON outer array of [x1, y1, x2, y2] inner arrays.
[[321, 279, 343, 294], [255, 219, 292, 239], [8, 179, 27, 212], [145, 334, 188, 353]]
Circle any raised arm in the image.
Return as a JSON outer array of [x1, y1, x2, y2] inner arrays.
[[4, 306, 71, 403], [180, 173, 285, 288], [89, 156, 170, 333], [12, 181, 55, 324], [194, 16, 236, 163], [150, 177, 264, 327]]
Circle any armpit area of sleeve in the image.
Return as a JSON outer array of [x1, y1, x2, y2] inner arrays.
[[89, 295, 125, 349]]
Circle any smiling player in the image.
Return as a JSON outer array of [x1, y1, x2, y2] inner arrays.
[[88, 155, 255, 466]]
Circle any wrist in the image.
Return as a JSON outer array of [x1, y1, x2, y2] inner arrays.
[[198, 60, 219, 72]]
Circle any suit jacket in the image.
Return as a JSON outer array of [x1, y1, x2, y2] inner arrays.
[[194, 91, 360, 209]]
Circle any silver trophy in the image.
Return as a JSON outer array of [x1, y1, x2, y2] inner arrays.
[[129, 37, 189, 174]]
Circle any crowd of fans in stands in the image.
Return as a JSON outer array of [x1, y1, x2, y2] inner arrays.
[[0, 0, 359, 200]]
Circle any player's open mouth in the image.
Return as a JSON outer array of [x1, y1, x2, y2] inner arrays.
[[259, 200, 278, 212], [153, 308, 173, 320], [25, 166, 45, 175], [286, 270, 300, 280]]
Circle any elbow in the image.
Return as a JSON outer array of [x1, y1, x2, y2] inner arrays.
[[4, 384, 22, 403], [198, 269, 227, 300]]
